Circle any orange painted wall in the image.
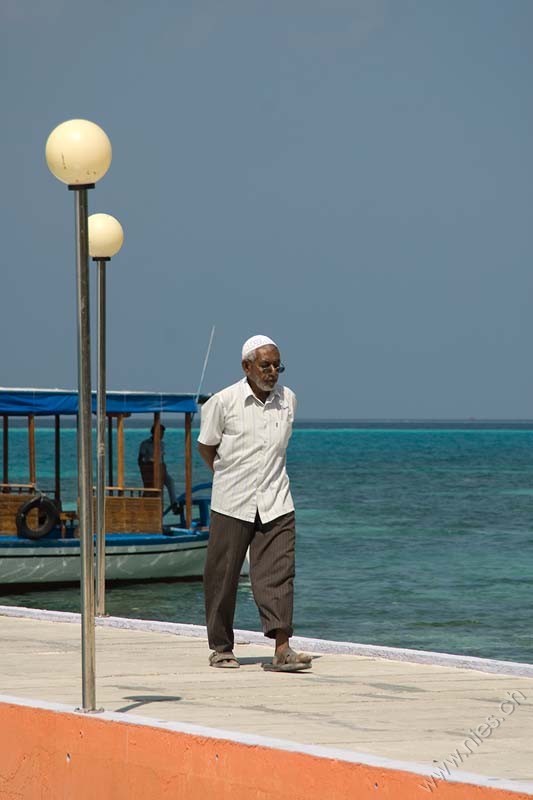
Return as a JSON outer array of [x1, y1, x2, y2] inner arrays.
[[0, 701, 530, 800]]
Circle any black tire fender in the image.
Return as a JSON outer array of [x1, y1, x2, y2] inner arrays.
[[16, 496, 60, 540]]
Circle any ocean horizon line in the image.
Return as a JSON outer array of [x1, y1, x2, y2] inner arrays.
[[5, 417, 533, 430]]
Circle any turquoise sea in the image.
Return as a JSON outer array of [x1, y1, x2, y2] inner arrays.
[[1, 422, 532, 664]]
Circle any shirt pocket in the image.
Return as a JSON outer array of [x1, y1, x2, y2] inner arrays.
[[276, 403, 293, 449], [222, 410, 242, 437]]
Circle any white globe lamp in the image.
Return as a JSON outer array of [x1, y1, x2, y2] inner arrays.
[[45, 119, 112, 186], [89, 213, 124, 259]]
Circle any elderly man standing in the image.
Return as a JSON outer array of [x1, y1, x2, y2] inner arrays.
[[198, 334, 312, 672]]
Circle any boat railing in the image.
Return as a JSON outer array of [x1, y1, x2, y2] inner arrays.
[[0, 483, 36, 494], [103, 486, 160, 498]]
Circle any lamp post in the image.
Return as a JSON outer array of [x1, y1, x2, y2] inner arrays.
[[45, 119, 112, 712], [88, 213, 124, 617]]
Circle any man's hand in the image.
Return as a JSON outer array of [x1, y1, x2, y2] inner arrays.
[[198, 443, 218, 472]]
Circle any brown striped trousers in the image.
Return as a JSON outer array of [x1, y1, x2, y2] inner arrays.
[[204, 510, 296, 653]]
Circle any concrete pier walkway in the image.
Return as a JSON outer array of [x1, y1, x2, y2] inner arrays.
[[0, 605, 532, 798]]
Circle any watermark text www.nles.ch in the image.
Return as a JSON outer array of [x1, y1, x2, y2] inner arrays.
[[420, 689, 527, 793]]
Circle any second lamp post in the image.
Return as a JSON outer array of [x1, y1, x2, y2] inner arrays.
[[88, 213, 124, 616]]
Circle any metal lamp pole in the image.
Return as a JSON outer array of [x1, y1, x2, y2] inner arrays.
[[73, 184, 96, 709], [88, 213, 125, 617], [95, 255, 109, 617], [45, 119, 112, 712]]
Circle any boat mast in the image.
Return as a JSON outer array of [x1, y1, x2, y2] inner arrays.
[[184, 412, 192, 528], [152, 412, 161, 500], [107, 415, 114, 487], [54, 415, 61, 503], [117, 414, 125, 496], [28, 414, 36, 488], [2, 416, 7, 486]]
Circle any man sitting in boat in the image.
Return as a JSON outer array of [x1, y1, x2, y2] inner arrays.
[[138, 424, 179, 513]]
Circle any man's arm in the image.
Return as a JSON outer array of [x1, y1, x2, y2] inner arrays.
[[197, 395, 224, 472], [198, 442, 218, 472]]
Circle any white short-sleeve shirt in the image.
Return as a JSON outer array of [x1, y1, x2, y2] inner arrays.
[[198, 378, 296, 523]]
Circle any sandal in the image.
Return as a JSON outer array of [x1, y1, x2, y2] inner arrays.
[[262, 647, 312, 673], [209, 651, 240, 669]]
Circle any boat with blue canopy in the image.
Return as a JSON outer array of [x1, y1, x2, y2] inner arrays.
[[0, 387, 215, 585]]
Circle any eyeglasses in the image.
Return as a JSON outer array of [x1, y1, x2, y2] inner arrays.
[[257, 362, 285, 374]]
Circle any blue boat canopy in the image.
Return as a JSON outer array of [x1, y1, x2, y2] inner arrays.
[[0, 388, 209, 416]]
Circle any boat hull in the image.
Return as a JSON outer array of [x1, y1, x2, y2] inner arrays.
[[0, 530, 210, 585]]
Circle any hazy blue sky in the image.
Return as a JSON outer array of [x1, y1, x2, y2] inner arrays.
[[2, 1, 532, 418]]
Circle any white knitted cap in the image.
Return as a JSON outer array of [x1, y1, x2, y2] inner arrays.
[[241, 335, 278, 360]]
